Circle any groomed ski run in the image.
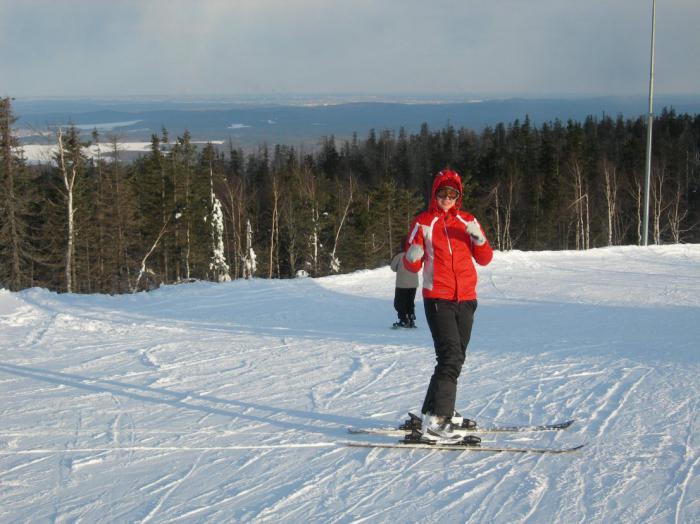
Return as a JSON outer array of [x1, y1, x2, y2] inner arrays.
[[1, 245, 699, 523]]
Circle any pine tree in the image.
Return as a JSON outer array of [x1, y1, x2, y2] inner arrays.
[[170, 131, 202, 280], [0, 97, 36, 290]]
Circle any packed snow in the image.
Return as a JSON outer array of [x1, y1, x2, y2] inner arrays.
[[1, 245, 699, 523]]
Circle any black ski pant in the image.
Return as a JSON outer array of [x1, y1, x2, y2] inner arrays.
[[393, 287, 417, 322], [421, 298, 477, 417]]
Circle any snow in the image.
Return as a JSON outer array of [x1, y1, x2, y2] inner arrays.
[[71, 120, 143, 131], [18, 141, 226, 164], [19, 142, 153, 164], [1, 245, 699, 523]]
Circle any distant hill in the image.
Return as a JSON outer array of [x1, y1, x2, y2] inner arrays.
[[14, 95, 700, 148]]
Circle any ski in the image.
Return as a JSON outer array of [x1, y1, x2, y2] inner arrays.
[[345, 440, 584, 454], [348, 412, 575, 436]]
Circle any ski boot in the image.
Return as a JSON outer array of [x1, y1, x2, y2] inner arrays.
[[419, 412, 463, 442], [451, 410, 477, 430]]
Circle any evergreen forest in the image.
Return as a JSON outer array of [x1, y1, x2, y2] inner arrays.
[[1, 97, 698, 293]]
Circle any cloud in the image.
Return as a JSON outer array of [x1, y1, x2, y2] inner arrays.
[[1, 0, 698, 97]]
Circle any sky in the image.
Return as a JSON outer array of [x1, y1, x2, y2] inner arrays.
[[1, 0, 698, 98]]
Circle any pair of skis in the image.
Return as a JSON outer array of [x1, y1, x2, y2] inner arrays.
[[346, 412, 584, 454]]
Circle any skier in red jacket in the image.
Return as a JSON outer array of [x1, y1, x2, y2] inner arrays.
[[403, 168, 493, 441]]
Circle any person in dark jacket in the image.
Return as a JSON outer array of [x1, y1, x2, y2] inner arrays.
[[390, 245, 419, 328], [403, 168, 493, 441]]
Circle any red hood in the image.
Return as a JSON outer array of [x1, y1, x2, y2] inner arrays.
[[429, 169, 463, 214]]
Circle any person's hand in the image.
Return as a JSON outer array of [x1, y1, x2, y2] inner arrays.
[[466, 219, 486, 246], [405, 244, 424, 262]]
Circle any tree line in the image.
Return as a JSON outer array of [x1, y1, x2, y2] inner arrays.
[[1, 96, 698, 293]]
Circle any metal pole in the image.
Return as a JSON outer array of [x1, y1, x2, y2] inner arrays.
[[642, 0, 656, 246]]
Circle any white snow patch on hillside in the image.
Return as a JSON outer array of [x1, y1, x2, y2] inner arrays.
[[18, 141, 226, 164]]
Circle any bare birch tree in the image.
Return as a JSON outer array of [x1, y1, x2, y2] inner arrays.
[[601, 158, 619, 246], [488, 184, 502, 251], [570, 159, 589, 250], [132, 217, 170, 292], [329, 176, 353, 273], [629, 175, 643, 245], [667, 178, 688, 243], [268, 174, 280, 278], [296, 165, 321, 275], [651, 165, 671, 244], [55, 127, 78, 292]]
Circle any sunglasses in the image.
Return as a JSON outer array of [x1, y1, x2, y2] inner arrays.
[[436, 188, 460, 200]]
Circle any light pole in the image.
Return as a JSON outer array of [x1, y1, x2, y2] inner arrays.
[[642, 0, 656, 245]]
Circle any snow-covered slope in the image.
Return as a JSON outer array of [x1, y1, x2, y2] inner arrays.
[[1, 245, 699, 523]]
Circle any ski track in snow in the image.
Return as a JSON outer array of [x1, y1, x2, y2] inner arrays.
[[1, 245, 699, 522]]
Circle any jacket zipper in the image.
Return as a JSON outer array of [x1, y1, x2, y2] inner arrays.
[[443, 218, 453, 254], [442, 216, 460, 298]]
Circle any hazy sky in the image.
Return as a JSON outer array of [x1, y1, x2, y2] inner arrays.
[[1, 0, 698, 98]]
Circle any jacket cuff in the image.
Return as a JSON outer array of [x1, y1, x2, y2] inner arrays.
[[473, 242, 494, 266], [403, 256, 422, 273]]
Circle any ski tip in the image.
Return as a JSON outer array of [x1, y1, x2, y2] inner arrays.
[[554, 443, 585, 453], [521, 443, 585, 454]]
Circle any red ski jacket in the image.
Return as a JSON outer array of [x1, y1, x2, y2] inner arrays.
[[403, 170, 493, 301]]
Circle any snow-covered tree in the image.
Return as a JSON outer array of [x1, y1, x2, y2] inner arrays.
[[208, 167, 230, 282], [242, 218, 256, 279]]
